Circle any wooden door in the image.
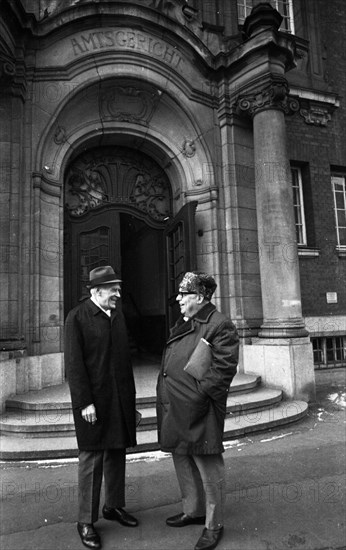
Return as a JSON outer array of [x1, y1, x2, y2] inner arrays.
[[64, 208, 120, 314], [164, 201, 198, 329]]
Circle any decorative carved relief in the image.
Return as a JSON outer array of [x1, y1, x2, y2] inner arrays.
[[54, 125, 67, 144], [0, 52, 16, 83], [100, 86, 160, 125], [65, 166, 108, 216], [236, 80, 300, 117], [130, 173, 171, 219], [300, 106, 331, 126], [65, 147, 172, 220], [181, 139, 196, 158]]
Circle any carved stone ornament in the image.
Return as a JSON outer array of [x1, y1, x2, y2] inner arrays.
[[300, 106, 332, 126], [0, 52, 16, 82], [100, 86, 160, 125], [65, 147, 172, 220], [37, 0, 192, 24], [236, 81, 300, 117], [54, 125, 67, 145], [181, 139, 196, 158]]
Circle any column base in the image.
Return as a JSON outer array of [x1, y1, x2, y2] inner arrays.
[[243, 337, 316, 402], [258, 319, 309, 338]]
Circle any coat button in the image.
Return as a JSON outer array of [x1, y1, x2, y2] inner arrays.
[[163, 372, 167, 377]]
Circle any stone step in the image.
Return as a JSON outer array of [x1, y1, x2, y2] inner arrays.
[[0, 400, 308, 460], [5, 373, 261, 413], [138, 387, 283, 430], [0, 387, 282, 437]]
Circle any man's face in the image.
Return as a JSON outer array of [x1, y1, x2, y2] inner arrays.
[[176, 290, 202, 318], [96, 283, 121, 310]]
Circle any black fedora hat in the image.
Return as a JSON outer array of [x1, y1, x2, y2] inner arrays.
[[87, 266, 122, 288]]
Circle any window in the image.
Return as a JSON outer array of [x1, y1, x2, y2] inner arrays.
[[331, 175, 346, 248], [312, 336, 346, 369], [237, 0, 253, 22], [291, 166, 307, 246], [237, 0, 295, 33]]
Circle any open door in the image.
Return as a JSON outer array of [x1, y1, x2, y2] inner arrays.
[[165, 201, 198, 329], [64, 208, 121, 315]]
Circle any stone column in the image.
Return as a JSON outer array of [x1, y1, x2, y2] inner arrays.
[[238, 79, 306, 338], [238, 78, 315, 401], [0, 55, 26, 356]]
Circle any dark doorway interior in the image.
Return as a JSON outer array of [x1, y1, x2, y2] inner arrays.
[[64, 208, 167, 357], [120, 213, 166, 356]]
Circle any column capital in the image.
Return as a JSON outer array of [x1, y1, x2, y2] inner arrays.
[[236, 78, 300, 118]]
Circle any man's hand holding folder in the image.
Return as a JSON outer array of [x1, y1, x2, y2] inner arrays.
[[184, 338, 212, 380]]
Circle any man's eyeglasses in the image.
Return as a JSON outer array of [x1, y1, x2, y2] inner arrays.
[[176, 291, 198, 297]]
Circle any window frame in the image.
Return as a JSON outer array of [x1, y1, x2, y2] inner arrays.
[[291, 165, 307, 246], [312, 335, 346, 370], [331, 175, 346, 249]]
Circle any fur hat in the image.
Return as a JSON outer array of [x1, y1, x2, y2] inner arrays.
[[179, 271, 217, 301]]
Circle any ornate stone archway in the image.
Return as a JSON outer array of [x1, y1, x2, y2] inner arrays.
[[64, 145, 174, 353]]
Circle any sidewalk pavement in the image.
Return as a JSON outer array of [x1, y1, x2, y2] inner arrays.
[[1, 369, 345, 550]]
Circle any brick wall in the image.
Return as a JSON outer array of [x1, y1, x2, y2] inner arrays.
[[286, 0, 346, 317]]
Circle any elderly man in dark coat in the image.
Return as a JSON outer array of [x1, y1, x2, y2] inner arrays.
[[65, 266, 139, 550], [156, 272, 239, 550]]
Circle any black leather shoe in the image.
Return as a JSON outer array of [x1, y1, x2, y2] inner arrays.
[[77, 522, 101, 549], [194, 527, 224, 550], [102, 505, 138, 527], [166, 512, 206, 527]]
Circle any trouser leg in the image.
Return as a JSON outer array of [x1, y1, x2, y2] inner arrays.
[[78, 450, 104, 524], [172, 453, 206, 517], [193, 454, 225, 530], [103, 448, 126, 508]]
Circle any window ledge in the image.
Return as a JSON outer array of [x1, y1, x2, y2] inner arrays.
[[298, 247, 320, 257], [336, 247, 346, 258]]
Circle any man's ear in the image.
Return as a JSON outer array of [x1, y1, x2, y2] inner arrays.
[[196, 294, 204, 304]]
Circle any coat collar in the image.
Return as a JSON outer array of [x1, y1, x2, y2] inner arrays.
[[168, 302, 216, 343], [86, 298, 117, 321]]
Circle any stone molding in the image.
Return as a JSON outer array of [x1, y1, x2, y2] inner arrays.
[[236, 78, 300, 118], [100, 85, 161, 125], [0, 52, 27, 99], [299, 105, 332, 127], [32, 172, 62, 198], [0, 53, 16, 82], [287, 88, 339, 127], [184, 186, 218, 204]]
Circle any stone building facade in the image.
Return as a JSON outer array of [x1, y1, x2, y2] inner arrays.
[[1, 0, 345, 410]]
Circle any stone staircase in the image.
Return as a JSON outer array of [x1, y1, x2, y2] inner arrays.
[[0, 366, 308, 460]]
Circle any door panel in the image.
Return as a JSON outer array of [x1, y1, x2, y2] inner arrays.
[[165, 201, 198, 329], [65, 210, 120, 312]]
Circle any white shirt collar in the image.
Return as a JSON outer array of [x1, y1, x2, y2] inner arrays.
[[90, 295, 111, 317]]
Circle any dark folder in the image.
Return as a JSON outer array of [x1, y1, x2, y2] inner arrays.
[[184, 338, 212, 380]]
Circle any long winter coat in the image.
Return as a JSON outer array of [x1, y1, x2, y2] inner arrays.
[[156, 302, 239, 455], [64, 299, 137, 451]]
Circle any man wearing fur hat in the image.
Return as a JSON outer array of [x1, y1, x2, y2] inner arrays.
[[65, 266, 139, 549], [156, 271, 239, 550]]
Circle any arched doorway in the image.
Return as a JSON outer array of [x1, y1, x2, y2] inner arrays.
[[63, 145, 197, 358], [64, 146, 171, 356]]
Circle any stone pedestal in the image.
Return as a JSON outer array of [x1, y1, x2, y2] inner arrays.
[[243, 337, 316, 402], [0, 352, 65, 412]]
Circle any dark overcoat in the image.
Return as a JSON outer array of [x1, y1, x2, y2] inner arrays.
[[64, 299, 136, 451], [156, 302, 239, 455]]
